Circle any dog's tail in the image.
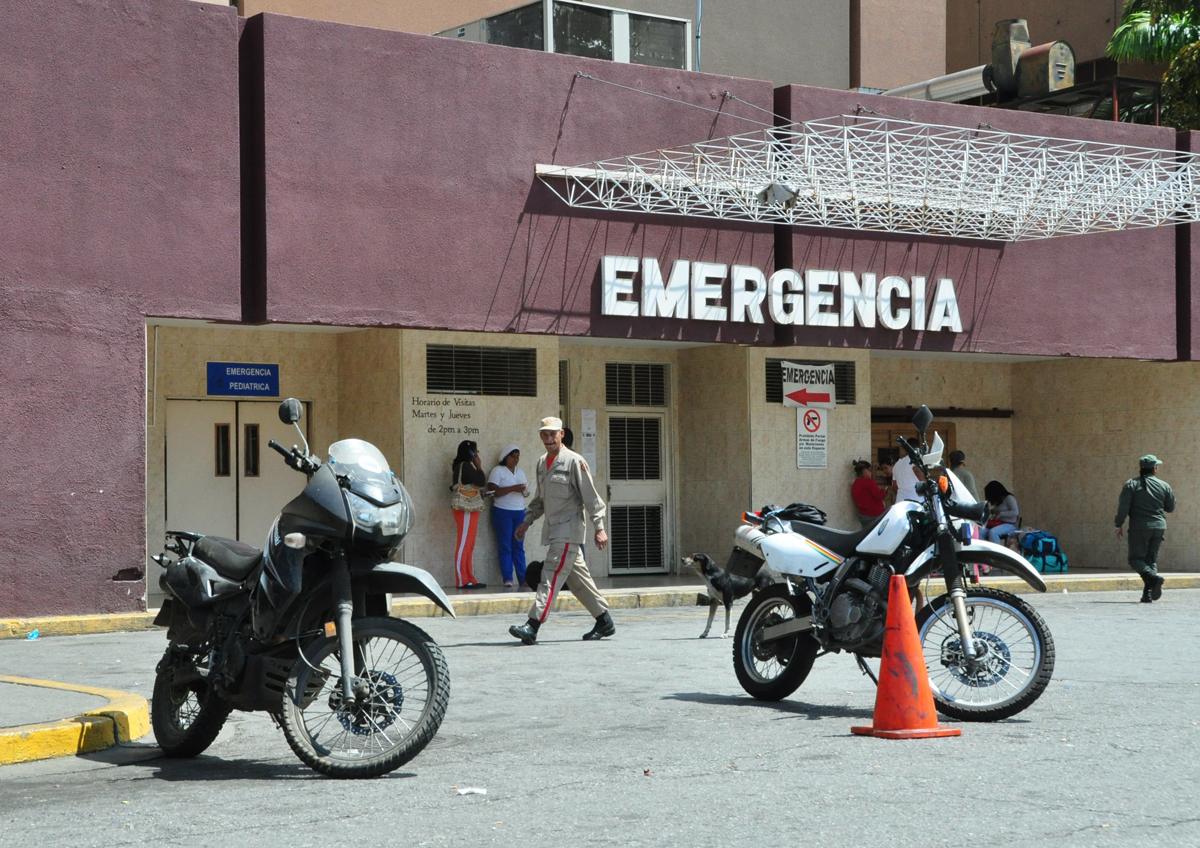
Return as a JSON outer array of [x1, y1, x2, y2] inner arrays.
[[752, 567, 776, 593]]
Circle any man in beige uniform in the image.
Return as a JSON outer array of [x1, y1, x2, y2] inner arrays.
[[508, 417, 613, 645]]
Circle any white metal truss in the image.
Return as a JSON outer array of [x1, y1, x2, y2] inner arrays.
[[535, 114, 1200, 241]]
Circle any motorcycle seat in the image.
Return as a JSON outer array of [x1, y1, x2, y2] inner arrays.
[[793, 514, 883, 558], [195, 535, 262, 581]]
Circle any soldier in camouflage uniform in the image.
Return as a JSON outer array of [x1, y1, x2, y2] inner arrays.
[[1114, 455, 1175, 603]]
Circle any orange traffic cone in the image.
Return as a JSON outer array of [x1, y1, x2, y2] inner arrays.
[[851, 575, 961, 739]]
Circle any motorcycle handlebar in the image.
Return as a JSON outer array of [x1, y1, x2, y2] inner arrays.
[[945, 501, 990, 523], [268, 439, 290, 458]]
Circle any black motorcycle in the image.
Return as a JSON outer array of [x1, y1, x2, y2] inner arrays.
[[151, 398, 455, 778]]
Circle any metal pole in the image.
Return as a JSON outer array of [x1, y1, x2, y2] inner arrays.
[[695, 0, 702, 71]]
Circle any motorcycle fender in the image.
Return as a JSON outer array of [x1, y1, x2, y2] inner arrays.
[[905, 539, 1047, 592], [355, 562, 457, 618]]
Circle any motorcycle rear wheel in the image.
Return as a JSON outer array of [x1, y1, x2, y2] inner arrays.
[[915, 587, 1055, 721], [151, 647, 232, 758], [732, 584, 819, 701], [279, 617, 450, 779]]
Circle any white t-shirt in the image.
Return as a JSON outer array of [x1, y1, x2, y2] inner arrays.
[[893, 457, 921, 503], [487, 464, 528, 510]]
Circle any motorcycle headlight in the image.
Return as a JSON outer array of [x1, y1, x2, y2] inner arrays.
[[378, 502, 407, 535], [346, 492, 382, 528]]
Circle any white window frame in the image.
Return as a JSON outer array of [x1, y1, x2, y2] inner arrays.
[[543, 0, 692, 70]]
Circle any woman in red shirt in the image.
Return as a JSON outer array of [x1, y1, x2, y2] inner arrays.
[[851, 460, 887, 527]]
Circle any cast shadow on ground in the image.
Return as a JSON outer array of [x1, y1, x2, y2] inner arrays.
[[148, 756, 418, 782], [665, 691, 875, 720]]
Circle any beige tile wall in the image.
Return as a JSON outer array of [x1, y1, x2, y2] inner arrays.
[[1012, 358, 1200, 572], [748, 347, 873, 532], [676, 345, 751, 562], [398, 330, 561, 587], [870, 355, 1015, 500]]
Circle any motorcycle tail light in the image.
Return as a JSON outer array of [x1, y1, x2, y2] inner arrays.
[[741, 511, 760, 524], [284, 533, 307, 549]]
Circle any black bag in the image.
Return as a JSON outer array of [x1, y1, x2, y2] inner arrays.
[[524, 560, 543, 590], [770, 502, 828, 526]]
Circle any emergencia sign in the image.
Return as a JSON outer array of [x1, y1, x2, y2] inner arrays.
[[782, 362, 836, 409], [206, 362, 280, 397]]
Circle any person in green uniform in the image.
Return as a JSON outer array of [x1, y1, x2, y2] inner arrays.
[[1114, 455, 1175, 603]]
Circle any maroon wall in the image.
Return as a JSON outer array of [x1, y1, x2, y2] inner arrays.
[[774, 86, 1181, 360], [1181, 131, 1200, 361], [249, 14, 777, 344], [0, 0, 241, 616]]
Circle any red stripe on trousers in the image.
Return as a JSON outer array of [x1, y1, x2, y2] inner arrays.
[[540, 543, 571, 623]]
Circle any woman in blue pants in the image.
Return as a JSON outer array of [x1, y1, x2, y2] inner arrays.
[[486, 445, 529, 587]]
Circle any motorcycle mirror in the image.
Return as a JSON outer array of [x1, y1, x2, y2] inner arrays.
[[912, 405, 933, 440], [278, 398, 303, 425]]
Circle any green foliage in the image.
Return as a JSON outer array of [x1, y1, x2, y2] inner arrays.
[[1162, 42, 1200, 129], [1109, 0, 1200, 127]]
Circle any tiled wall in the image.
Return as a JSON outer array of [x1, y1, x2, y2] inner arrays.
[[677, 345, 752, 562], [398, 330, 561, 587], [870, 355, 1015, 502], [748, 347, 873, 531], [1013, 359, 1200, 572]]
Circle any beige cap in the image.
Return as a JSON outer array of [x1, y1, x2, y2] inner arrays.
[[538, 416, 563, 431]]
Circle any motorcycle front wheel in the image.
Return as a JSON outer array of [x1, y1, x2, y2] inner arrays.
[[151, 646, 232, 758], [915, 587, 1055, 722], [279, 617, 450, 779], [732, 584, 819, 701]]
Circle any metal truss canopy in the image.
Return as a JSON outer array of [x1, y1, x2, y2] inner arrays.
[[535, 115, 1200, 242]]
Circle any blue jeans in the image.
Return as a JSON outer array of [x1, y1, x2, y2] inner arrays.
[[491, 506, 526, 584], [985, 523, 1017, 543]]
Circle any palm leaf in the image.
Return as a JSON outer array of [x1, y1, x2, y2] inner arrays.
[[1107, 8, 1200, 63]]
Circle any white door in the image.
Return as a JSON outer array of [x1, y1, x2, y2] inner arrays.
[[236, 401, 309, 546], [166, 400, 237, 539], [606, 413, 669, 574], [165, 399, 309, 546]]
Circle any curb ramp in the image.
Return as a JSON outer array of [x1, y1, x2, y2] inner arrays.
[[0, 675, 150, 766]]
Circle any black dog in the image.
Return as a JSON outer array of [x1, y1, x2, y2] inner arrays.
[[683, 553, 774, 638]]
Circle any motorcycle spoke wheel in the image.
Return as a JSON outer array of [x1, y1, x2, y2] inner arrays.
[[280, 617, 449, 779], [151, 648, 231, 758], [916, 588, 1055, 722], [732, 584, 818, 702]]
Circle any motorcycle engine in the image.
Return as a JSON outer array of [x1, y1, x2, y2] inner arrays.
[[827, 563, 892, 646]]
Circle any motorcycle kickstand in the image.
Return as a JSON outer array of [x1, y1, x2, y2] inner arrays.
[[854, 654, 879, 686]]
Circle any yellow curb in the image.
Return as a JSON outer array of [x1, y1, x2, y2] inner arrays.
[[0, 612, 157, 640], [0, 675, 150, 766]]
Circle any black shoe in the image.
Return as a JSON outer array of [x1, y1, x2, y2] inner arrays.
[[1140, 586, 1153, 603], [1151, 574, 1165, 601], [509, 619, 539, 645], [582, 611, 615, 641]]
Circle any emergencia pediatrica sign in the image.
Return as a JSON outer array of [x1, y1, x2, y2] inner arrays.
[[206, 362, 280, 397]]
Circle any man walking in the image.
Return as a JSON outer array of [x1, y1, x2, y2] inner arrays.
[[508, 417, 614, 644], [1115, 455, 1175, 603]]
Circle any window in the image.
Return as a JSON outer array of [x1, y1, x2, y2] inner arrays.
[[553, 1, 612, 60], [426, 344, 537, 396], [484, 2, 544, 50], [244, 424, 260, 478], [765, 359, 857, 405], [629, 13, 687, 69], [605, 362, 668, 407], [559, 359, 569, 406], [609, 505, 664, 570], [440, 2, 689, 70], [608, 417, 661, 481], [214, 424, 231, 477]]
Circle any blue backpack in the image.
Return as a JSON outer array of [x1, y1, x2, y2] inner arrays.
[[1020, 531, 1067, 573]]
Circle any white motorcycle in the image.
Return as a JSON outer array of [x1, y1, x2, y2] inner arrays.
[[731, 405, 1054, 721]]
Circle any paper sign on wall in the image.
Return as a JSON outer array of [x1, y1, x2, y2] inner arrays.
[[580, 408, 597, 472], [797, 407, 828, 469], [782, 361, 837, 410]]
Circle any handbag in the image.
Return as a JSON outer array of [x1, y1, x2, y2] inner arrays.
[[451, 484, 485, 512]]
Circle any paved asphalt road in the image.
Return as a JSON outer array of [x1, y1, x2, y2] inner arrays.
[[1, 589, 1198, 848]]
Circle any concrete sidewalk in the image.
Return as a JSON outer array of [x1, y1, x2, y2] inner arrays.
[[2, 572, 1196, 767]]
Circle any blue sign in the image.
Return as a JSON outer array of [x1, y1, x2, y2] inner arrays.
[[207, 362, 280, 397]]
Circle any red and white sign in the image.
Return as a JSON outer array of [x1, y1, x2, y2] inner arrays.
[[797, 407, 828, 469], [782, 362, 837, 410]]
